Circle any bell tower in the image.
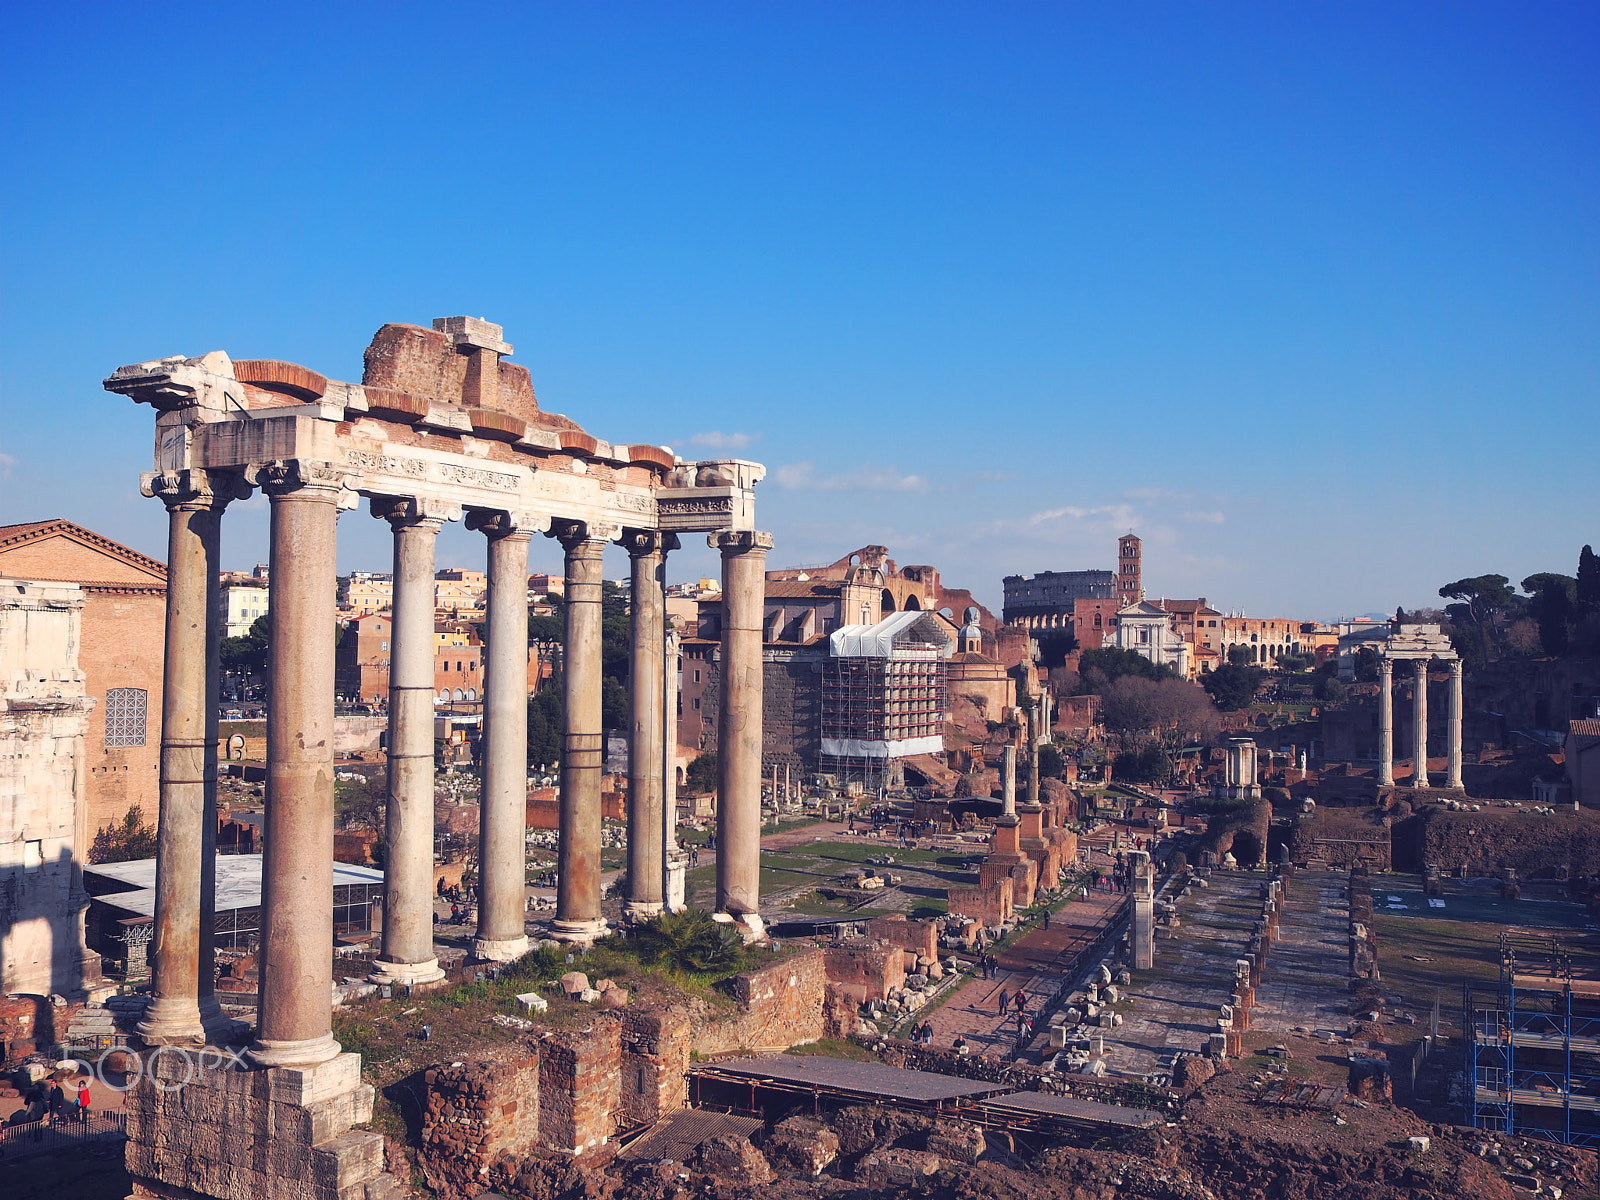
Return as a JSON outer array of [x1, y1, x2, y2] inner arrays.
[[1117, 533, 1142, 606]]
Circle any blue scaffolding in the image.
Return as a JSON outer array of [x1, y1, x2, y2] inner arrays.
[[1464, 933, 1600, 1148]]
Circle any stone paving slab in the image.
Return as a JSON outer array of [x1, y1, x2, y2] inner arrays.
[[1251, 870, 1352, 1039]]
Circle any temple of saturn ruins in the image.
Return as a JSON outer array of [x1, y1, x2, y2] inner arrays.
[[104, 315, 772, 1070]]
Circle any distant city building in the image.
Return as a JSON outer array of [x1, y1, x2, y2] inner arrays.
[[220, 578, 270, 636], [1113, 600, 1192, 676], [340, 571, 393, 617], [1003, 533, 1143, 644]]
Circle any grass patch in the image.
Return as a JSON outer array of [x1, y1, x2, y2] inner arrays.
[[783, 1037, 878, 1062]]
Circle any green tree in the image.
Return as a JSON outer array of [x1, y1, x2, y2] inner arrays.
[[1037, 743, 1064, 780], [1202, 663, 1263, 711], [686, 751, 718, 794], [1439, 574, 1519, 662], [1523, 572, 1576, 657], [527, 677, 563, 769], [1226, 645, 1256, 668], [1076, 647, 1174, 691], [220, 614, 271, 680], [1578, 546, 1600, 614], [1312, 672, 1350, 707], [1113, 743, 1170, 784], [89, 805, 158, 864]]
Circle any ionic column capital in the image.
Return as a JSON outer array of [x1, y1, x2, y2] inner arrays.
[[709, 529, 774, 554], [252, 458, 352, 504], [621, 528, 681, 558], [548, 518, 618, 552], [371, 494, 459, 530], [466, 507, 546, 540], [141, 468, 252, 513]]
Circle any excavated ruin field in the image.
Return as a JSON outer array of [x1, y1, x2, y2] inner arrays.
[[430, 1062, 1593, 1200]]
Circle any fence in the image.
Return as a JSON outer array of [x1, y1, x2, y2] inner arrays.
[[0, 1111, 126, 1160]]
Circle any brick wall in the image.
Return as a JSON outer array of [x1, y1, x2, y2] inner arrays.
[[421, 1056, 541, 1164], [822, 942, 906, 1005], [864, 915, 938, 961], [692, 949, 831, 1054], [619, 1007, 691, 1127], [81, 590, 165, 835], [539, 1020, 622, 1154]]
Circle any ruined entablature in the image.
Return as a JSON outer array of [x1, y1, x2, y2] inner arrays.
[[104, 316, 763, 537]]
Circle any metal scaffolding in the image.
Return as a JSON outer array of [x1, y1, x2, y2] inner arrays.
[[1464, 932, 1600, 1148]]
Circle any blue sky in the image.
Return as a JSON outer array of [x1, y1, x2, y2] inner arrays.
[[3, 4, 1596, 618]]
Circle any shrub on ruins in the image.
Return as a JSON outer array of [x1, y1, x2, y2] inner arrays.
[[634, 907, 745, 977], [1076, 647, 1176, 692], [90, 805, 157, 864], [1202, 663, 1263, 711], [1113, 743, 1169, 784], [686, 751, 718, 794], [1037, 743, 1064, 780]]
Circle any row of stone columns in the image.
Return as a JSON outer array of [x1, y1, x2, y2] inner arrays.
[[1375, 656, 1464, 791], [139, 456, 772, 1065]]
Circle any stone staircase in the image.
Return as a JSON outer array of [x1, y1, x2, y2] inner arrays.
[[64, 994, 148, 1050]]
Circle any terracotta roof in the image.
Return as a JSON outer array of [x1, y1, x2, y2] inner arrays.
[[0, 519, 167, 581], [1569, 719, 1600, 741], [764, 581, 841, 599]]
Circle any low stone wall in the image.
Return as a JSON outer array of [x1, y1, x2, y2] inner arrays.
[[126, 1051, 405, 1200], [693, 950, 831, 1054], [823, 942, 906, 1006], [1417, 806, 1600, 879], [422, 1056, 540, 1164]]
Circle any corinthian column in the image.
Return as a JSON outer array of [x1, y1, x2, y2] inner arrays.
[[470, 510, 535, 962], [1446, 658, 1464, 790], [1412, 659, 1429, 789], [1377, 657, 1393, 788], [624, 529, 676, 920], [250, 460, 345, 1068], [711, 529, 772, 929], [138, 468, 245, 1047], [549, 521, 611, 945], [371, 498, 450, 985]]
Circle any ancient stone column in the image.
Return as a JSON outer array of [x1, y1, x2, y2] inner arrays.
[[251, 460, 344, 1068], [1130, 850, 1154, 970], [1412, 659, 1429, 789], [550, 521, 611, 944], [471, 512, 534, 962], [1026, 703, 1041, 806], [624, 529, 673, 921], [1446, 658, 1464, 790], [712, 530, 772, 928], [663, 629, 685, 911], [1377, 657, 1394, 787], [371, 499, 448, 986], [139, 469, 233, 1046], [1002, 745, 1017, 817]]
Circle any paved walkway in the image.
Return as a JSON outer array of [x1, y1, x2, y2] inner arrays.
[[1250, 869, 1351, 1039]]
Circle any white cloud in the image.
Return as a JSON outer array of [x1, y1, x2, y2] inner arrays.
[[772, 461, 928, 493], [1027, 503, 1134, 525], [1181, 510, 1226, 524], [688, 430, 757, 450], [1124, 486, 1193, 502], [0, 452, 14, 479]]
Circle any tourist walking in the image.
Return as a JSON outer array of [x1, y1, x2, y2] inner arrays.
[[998, 988, 1009, 1015], [77, 1080, 91, 1123]]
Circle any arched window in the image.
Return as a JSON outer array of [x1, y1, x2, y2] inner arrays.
[[881, 589, 896, 614], [1093, 614, 1102, 628], [904, 595, 920, 610]]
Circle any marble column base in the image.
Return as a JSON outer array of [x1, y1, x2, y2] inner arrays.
[[549, 919, 606, 947], [714, 910, 767, 945], [471, 934, 530, 963], [247, 1030, 342, 1069], [136, 996, 206, 1047], [368, 956, 446, 987], [624, 901, 664, 923], [196, 995, 251, 1047]]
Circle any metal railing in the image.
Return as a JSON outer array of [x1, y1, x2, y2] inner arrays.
[[0, 1111, 126, 1160]]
